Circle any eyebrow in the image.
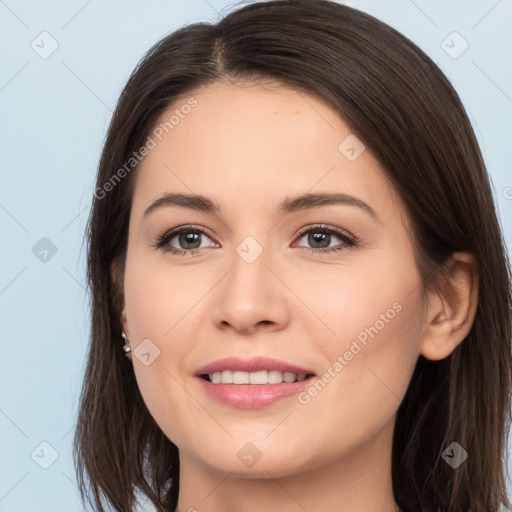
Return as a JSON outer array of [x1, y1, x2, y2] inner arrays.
[[143, 192, 379, 222]]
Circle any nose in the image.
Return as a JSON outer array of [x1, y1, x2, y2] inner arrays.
[[212, 241, 291, 336]]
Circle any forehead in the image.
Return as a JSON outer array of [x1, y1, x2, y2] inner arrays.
[[131, 80, 402, 226], [145, 80, 350, 164]]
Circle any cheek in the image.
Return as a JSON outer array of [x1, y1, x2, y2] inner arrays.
[[327, 261, 423, 400], [123, 252, 215, 444], [283, 246, 420, 354], [287, 303, 422, 474], [300, 286, 424, 446], [294, 253, 423, 431], [123, 248, 210, 341]]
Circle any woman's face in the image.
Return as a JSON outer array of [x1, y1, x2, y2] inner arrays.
[[121, 80, 427, 478]]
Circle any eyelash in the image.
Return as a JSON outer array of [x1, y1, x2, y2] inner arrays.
[[153, 224, 358, 257]]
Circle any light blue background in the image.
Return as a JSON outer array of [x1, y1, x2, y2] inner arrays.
[[1, 1, 511, 511]]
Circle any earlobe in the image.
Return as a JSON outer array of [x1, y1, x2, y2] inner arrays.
[[120, 309, 133, 362], [419, 252, 479, 361], [121, 307, 129, 338], [121, 327, 133, 362], [110, 259, 133, 362]]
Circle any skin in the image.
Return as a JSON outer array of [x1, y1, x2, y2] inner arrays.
[[117, 80, 478, 512]]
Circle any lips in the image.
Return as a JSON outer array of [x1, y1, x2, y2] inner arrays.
[[194, 356, 317, 409], [194, 356, 315, 376]]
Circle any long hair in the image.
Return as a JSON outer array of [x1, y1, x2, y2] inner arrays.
[[74, 1, 512, 511]]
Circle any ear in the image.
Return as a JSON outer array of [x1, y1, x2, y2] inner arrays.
[[110, 260, 132, 362], [419, 252, 479, 361], [120, 307, 130, 339], [120, 308, 133, 362]]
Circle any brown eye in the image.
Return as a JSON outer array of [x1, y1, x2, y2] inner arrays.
[[295, 224, 357, 253], [155, 226, 217, 255]]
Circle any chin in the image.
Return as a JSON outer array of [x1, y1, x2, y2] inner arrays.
[[195, 444, 312, 479]]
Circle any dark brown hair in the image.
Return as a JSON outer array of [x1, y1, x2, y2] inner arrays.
[[74, 1, 512, 511]]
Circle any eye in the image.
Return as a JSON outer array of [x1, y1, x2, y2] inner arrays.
[[154, 225, 217, 256], [153, 223, 358, 257], [294, 224, 357, 253]]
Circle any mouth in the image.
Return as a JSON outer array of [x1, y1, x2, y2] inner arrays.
[[199, 370, 316, 384], [194, 357, 317, 408]]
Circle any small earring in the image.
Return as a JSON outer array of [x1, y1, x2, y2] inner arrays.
[[121, 331, 131, 353]]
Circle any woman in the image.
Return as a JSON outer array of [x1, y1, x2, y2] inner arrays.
[[74, 1, 512, 511]]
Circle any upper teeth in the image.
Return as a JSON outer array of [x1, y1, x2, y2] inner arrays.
[[208, 370, 308, 384]]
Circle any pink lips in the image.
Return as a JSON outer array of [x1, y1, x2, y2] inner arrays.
[[195, 356, 316, 409], [195, 356, 314, 376]]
